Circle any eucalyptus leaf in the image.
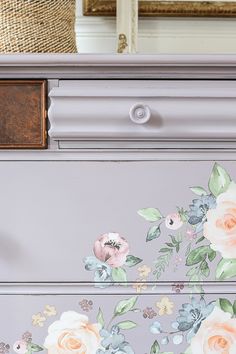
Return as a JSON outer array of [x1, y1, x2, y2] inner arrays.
[[190, 186, 208, 196], [125, 255, 143, 267], [208, 163, 231, 197], [112, 267, 127, 282], [96, 307, 105, 328], [147, 225, 161, 242], [114, 296, 137, 316], [116, 320, 137, 330], [138, 208, 162, 222], [150, 340, 160, 354], [216, 258, 236, 280], [218, 298, 233, 315]]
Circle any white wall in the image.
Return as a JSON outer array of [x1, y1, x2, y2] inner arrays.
[[76, 0, 236, 53]]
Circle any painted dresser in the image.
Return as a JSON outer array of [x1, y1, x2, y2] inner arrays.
[[1, 54, 236, 354]]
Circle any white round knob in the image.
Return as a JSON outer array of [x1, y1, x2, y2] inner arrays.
[[129, 103, 151, 124]]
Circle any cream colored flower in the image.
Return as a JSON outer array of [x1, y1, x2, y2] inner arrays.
[[204, 181, 236, 259], [191, 307, 236, 354], [44, 311, 101, 354], [32, 312, 46, 327], [132, 279, 147, 293], [44, 305, 57, 317], [138, 265, 151, 278], [156, 297, 174, 316]]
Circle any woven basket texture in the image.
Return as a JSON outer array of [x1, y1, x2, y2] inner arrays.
[[0, 0, 77, 53]]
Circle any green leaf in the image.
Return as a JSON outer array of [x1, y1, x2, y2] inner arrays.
[[200, 260, 210, 278], [190, 186, 208, 196], [146, 225, 161, 242], [177, 207, 188, 223], [116, 320, 137, 330], [216, 258, 236, 280], [165, 242, 174, 248], [138, 208, 162, 222], [28, 344, 44, 352], [170, 235, 177, 245], [112, 267, 127, 282], [125, 255, 142, 267], [186, 246, 210, 266], [159, 248, 171, 253], [150, 340, 160, 354], [208, 163, 231, 197], [233, 300, 236, 315], [114, 296, 137, 316], [182, 348, 192, 354], [208, 249, 217, 262], [96, 307, 105, 328], [218, 298, 234, 315], [196, 236, 205, 244], [186, 267, 197, 277]]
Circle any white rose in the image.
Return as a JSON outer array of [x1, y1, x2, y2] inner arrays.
[[44, 311, 101, 354], [191, 307, 236, 354], [204, 181, 236, 259]]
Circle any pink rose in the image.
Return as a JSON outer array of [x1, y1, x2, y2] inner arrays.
[[13, 341, 27, 354], [93, 232, 129, 268], [165, 213, 183, 230]]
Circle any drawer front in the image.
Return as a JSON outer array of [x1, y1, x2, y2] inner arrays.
[[1, 160, 236, 288], [49, 80, 236, 148], [1, 291, 236, 354]]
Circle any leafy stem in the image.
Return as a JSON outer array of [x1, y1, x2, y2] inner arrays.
[[153, 234, 182, 280]]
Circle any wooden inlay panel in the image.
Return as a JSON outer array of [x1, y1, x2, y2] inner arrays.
[[0, 80, 47, 148]]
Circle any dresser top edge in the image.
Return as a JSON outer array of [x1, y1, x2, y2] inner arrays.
[[1, 53, 236, 79]]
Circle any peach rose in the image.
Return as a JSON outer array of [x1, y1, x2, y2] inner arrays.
[[190, 307, 236, 354], [93, 232, 129, 268], [204, 182, 236, 259], [44, 311, 101, 354]]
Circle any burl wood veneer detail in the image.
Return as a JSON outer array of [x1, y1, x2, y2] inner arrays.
[[0, 80, 47, 148]]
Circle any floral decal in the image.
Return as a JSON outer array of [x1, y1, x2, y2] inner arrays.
[[44, 311, 101, 354], [3, 295, 236, 353], [138, 163, 236, 290], [43, 297, 139, 354], [149, 296, 236, 354], [84, 232, 143, 287], [13, 333, 43, 354]]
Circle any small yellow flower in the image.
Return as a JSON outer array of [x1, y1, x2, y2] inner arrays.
[[44, 305, 57, 317], [32, 313, 46, 327], [132, 279, 147, 293], [156, 297, 174, 316], [138, 265, 151, 278]]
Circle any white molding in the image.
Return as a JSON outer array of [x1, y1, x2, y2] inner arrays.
[[0, 282, 236, 295], [76, 16, 236, 54]]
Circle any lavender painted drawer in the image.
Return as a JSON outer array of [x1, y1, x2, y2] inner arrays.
[[2, 291, 236, 354], [0, 159, 236, 289]]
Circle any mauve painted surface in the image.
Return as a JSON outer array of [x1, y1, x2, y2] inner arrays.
[[0, 160, 235, 286]]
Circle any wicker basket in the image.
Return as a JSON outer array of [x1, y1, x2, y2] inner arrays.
[[0, 0, 77, 53]]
